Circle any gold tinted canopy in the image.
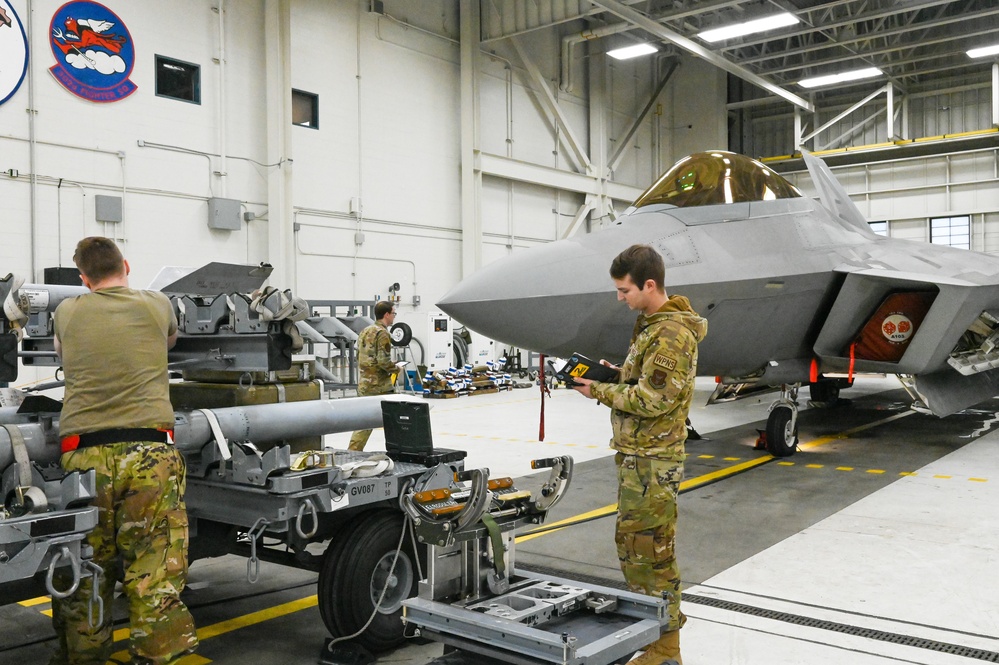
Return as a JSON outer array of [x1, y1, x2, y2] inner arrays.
[[633, 151, 802, 209]]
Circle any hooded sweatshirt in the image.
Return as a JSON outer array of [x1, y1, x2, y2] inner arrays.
[[589, 295, 708, 462]]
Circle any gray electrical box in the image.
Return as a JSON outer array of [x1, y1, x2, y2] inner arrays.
[[208, 197, 241, 231], [95, 195, 122, 224]]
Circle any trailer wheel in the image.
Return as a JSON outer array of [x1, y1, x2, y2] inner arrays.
[[317, 517, 362, 638], [318, 510, 420, 652]]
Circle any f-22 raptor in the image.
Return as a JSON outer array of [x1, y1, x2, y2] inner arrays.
[[438, 150, 999, 456]]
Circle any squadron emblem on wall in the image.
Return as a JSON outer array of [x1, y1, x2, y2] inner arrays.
[[0, 0, 29, 106], [49, 1, 136, 102]]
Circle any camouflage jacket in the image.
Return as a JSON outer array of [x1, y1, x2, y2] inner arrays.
[[590, 295, 707, 462], [357, 321, 396, 396]]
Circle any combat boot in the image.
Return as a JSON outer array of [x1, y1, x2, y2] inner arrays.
[[628, 629, 681, 664]]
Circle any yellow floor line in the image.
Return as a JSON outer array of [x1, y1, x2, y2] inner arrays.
[[516, 410, 916, 543], [192, 595, 318, 641], [18, 596, 52, 607], [105, 595, 319, 662]]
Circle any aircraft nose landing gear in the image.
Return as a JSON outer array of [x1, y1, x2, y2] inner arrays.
[[761, 384, 799, 457]]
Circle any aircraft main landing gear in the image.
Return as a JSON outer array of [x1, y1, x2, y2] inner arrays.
[[764, 384, 799, 457]]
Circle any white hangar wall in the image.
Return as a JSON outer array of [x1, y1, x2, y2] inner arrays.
[[786, 148, 999, 253], [0, 0, 269, 290], [1, 0, 720, 312]]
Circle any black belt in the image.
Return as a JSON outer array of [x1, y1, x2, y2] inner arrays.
[[62, 428, 171, 453]]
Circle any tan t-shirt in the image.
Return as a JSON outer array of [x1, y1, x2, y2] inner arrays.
[[54, 286, 178, 437]]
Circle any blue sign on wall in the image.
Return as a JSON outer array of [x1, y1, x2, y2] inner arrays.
[[49, 1, 136, 102], [0, 0, 29, 106]]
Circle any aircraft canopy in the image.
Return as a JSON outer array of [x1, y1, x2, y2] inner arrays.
[[633, 151, 802, 209]]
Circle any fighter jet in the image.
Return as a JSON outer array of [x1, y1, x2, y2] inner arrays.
[[438, 150, 999, 456]]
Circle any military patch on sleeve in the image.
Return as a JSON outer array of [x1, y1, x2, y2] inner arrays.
[[650, 369, 668, 389], [653, 353, 677, 370]]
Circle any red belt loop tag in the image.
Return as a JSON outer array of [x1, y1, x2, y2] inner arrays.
[[61, 435, 81, 454]]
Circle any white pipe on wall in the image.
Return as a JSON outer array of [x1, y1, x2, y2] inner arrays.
[[216, 0, 228, 197], [26, 0, 37, 280]]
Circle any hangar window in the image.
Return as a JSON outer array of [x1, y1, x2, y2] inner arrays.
[[930, 215, 970, 249], [292, 89, 319, 129], [155, 56, 200, 104], [868, 221, 888, 236]]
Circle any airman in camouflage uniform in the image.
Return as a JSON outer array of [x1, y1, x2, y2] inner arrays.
[[348, 301, 398, 451], [572, 244, 707, 665], [53, 443, 195, 665], [50, 237, 197, 665]]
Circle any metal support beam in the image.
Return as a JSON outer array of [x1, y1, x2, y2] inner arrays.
[[993, 63, 999, 128], [588, 48, 611, 226], [264, 0, 293, 289], [589, 0, 814, 112], [801, 86, 887, 145], [562, 197, 598, 239], [477, 153, 643, 202], [509, 36, 592, 174], [460, 1, 483, 278], [609, 59, 678, 172], [794, 107, 803, 151], [820, 108, 881, 151], [886, 81, 896, 140], [902, 94, 910, 140]]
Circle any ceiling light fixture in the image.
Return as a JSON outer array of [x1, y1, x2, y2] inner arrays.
[[607, 43, 658, 60], [968, 44, 999, 59], [697, 12, 799, 43], [798, 67, 882, 89]]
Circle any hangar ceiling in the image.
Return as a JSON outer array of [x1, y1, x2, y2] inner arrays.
[[481, 0, 999, 107]]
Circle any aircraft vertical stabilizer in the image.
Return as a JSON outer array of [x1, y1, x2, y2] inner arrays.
[[801, 150, 870, 232]]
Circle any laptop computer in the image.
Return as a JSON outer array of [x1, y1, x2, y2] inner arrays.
[[381, 401, 434, 455], [380, 401, 466, 465]]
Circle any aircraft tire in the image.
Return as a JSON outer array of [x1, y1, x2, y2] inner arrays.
[[318, 510, 421, 653], [390, 322, 413, 347], [765, 406, 798, 457]]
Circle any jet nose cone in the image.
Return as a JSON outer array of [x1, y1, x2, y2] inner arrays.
[[437, 240, 628, 360]]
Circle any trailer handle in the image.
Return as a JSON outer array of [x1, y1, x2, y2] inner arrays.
[[46, 546, 82, 599], [295, 499, 318, 539]]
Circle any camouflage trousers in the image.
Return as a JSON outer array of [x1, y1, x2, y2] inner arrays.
[[50, 441, 199, 665], [347, 387, 393, 451], [347, 429, 372, 451], [615, 452, 686, 632]]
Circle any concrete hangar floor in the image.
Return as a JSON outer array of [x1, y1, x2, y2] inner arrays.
[[2, 377, 998, 664]]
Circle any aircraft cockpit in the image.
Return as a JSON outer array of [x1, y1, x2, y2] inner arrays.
[[633, 150, 802, 209]]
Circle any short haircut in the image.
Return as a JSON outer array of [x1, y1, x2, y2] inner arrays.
[[609, 244, 665, 290], [73, 237, 125, 283], [374, 301, 395, 320]]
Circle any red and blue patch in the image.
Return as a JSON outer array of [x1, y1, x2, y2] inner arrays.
[[48, 1, 136, 102]]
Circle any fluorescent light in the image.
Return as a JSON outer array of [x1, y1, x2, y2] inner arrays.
[[798, 67, 882, 89], [697, 13, 799, 43], [968, 44, 999, 59], [607, 43, 658, 60]]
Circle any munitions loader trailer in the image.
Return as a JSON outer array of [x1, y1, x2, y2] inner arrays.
[[1, 268, 668, 664]]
